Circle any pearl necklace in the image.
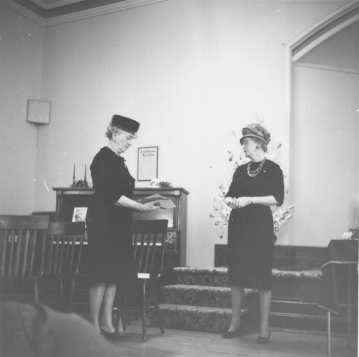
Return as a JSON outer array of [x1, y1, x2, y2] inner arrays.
[[247, 159, 266, 178]]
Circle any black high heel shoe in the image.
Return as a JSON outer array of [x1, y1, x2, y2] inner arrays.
[[100, 326, 115, 335], [256, 331, 271, 344], [222, 325, 251, 338]]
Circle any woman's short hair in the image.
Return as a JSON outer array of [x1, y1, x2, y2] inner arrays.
[[105, 124, 120, 140]]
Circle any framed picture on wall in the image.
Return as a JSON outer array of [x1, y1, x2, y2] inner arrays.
[[137, 146, 159, 181]]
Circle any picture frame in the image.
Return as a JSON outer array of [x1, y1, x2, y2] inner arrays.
[[137, 146, 159, 181]]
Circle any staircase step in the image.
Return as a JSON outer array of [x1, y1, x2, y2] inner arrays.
[[152, 266, 355, 334], [162, 284, 329, 316], [174, 267, 228, 286], [174, 267, 322, 286], [173, 267, 323, 301], [156, 303, 348, 333], [156, 303, 247, 333], [161, 284, 254, 308]]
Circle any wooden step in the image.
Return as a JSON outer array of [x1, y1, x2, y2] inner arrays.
[[156, 303, 348, 333], [173, 267, 323, 301], [161, 284, 254, 308], [161, 284, 330, 316], [156, 303, 248, 333]]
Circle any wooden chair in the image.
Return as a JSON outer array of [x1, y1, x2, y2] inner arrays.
[[123, 219, 168, 340], [44, 221, 86, 311], [0, 215, 49, 303]]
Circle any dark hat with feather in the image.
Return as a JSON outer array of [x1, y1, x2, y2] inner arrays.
[[240, 123, 271, 145]]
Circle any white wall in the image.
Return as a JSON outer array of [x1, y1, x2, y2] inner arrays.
[[291, 22, 359, 246], [35, 0, 351, 267], [0, 2, 44, 214]]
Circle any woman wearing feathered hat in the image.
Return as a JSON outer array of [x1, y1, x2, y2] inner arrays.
[[86, 115, 159, 336], [222, 123, 284, 343]]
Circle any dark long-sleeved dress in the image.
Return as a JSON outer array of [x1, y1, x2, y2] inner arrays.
[[86, 146, 137, 293], [226, 159, 284, 290]]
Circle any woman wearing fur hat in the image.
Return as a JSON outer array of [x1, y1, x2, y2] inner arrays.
[[222, 123, 284, 343], [86, 114, 158, 336]]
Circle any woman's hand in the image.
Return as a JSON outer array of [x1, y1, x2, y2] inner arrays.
[[224, 197, 237, 209], [225, 197, 253, 209], [140, 202, 160, 212], [234, 197, 252, 208], [115, 196, 161, 212]]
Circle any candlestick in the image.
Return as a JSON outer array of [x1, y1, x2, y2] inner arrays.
[[84, 164, 87, 185], [72, 163, 76, 184]]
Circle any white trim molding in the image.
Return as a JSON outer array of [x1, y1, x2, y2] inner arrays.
[[295, 62, 359, 76], [290, 1, 359, 62], [45, 0, 168, 26], [8, 0, 169, 27], [6, 0, 46, 26], [31, 0, 85, 10]]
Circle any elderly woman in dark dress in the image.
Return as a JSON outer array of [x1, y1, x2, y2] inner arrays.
[[223, 123, 284, 343], [87, 115, 158, 335]]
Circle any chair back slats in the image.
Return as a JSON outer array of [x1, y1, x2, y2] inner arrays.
[[14, 229, 24, 276], [132, 220, 168, 276], [28, 230, 36, 276], [73, 231, 85, 274], [53, 234, 61, 274], [21, 230, 31, 278], [133, 232, 141, 263], [148, 234, 162, 273], [45, 221, 86, 277], [38, 230, 48, 276], [46, 235, 55, 275], [0, 230, 7, 276], [0, 217, 85, 281], [29, 229, 42, 277], [0, 215, 50, 279], [136, 232, 146, 272], [8, 230, 16, 276], [142, 233, 152, 272]]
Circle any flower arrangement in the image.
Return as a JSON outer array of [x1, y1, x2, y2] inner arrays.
[[209, 127, 294, 239]]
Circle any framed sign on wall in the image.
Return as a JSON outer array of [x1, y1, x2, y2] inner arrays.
[[137, 146, 159, 181]]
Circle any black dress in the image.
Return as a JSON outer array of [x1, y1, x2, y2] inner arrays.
[[86, 146, 137, 293], [226, 159, 284, 290]]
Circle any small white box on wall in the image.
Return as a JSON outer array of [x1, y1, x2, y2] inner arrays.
[[26, 99, 51, 124]]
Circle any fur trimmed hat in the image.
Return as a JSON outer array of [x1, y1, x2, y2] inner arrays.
[[111, 114, 139, 135]]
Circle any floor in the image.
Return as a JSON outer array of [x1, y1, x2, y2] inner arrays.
[[108, 324, 356, 357]]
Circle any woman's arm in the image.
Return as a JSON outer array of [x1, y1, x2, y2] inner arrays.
[[224, 167, 242, 209], [234, 164, 284, 208], [116, 196, 158, 212], [235, 195, 278, 208], [91, 154, 158, 212]]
